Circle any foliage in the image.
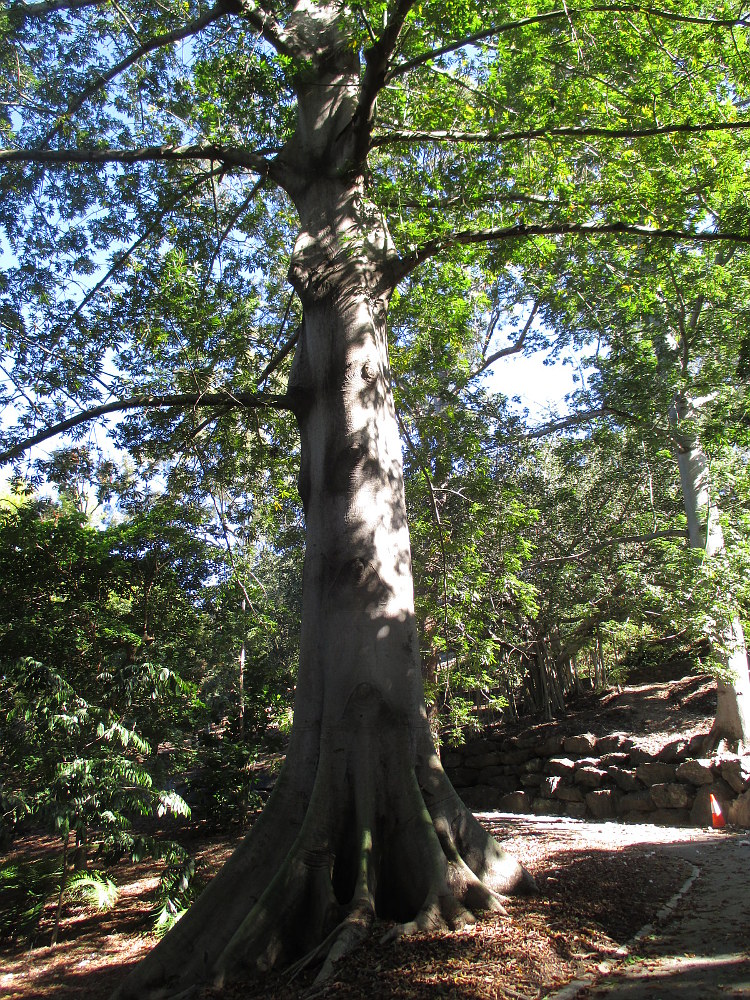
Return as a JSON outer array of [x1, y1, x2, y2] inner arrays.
[[0, 654, 190, 852], [0, 482, 305, 889], [65, 869, 119, 910], [0, 858, 117, 946], [183, 732, 263, 830], [0, 0, 749, 829], [151, 844, 204, 938], [2, 0, 748, 467], [0, 856, 58, 943]]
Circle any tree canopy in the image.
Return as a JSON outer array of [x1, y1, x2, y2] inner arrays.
[[2, 0, 750, 470]]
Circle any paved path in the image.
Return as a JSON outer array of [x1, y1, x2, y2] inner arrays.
[[572, 831, 750, 1000]]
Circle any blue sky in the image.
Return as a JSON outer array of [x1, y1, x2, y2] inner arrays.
[[490, 348, 578, 422]]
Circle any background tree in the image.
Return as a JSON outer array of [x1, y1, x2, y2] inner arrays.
[[0, 496, 199, 942], [2, 0, 750, 993], [510, 426, 699, 707], [526, 229, 750, 743]]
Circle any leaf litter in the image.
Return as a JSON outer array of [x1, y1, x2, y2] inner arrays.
[[0, 819, 694, 1000]]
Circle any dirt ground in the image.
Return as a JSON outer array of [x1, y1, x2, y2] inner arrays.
[[508, 672, 718, 755], [577, 831, 750, 1000], [0, 818, 704, 1000], [0, 678, 731, 1000]]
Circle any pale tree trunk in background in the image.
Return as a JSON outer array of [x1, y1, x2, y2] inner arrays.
[[671, 392, 750, 748], [114, 7, 532, 997]]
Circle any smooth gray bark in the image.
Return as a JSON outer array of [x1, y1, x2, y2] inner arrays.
[[113, 7, 532, 996], [671, 392, 750, 748]]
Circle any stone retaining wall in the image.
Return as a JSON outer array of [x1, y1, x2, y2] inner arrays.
[[443, 727, 750, 827]]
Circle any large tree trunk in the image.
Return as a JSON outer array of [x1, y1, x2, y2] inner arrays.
[[114, 193, 532, 1000], [114, 14, 532, 997], [671, 391, 750, 748]]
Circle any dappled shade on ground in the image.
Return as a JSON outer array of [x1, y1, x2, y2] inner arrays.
[[0, 820, 695, 1000]]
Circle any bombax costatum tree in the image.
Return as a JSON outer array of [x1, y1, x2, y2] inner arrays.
[[2, 0, 750, 992]]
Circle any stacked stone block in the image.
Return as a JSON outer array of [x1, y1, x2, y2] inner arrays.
[[443, 726, 750, 827]]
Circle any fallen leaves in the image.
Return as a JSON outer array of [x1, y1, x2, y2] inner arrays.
[[0, 822, 695, 1000]]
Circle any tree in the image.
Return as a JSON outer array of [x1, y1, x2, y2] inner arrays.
[[670, 392, 750, 747], [527, 231, 750, 744], [2, 1, 750, 992], [0, 498, 200, 941]]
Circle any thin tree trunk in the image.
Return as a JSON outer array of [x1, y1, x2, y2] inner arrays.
[[595, 628, 607, 691], [536, 646, 551, 719], [546, 647, 566, 715], [51, 831, 69, 947], [524, 647, 543, 713], [571, 655, 583, 697], [238, 597, 246, 741], [73, 827, 87, 872]]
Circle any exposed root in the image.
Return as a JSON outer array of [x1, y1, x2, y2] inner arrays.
[[286, 902, 375, 985], [301, 715, 379, 987], [446, 857, 509, 916], [212, 761, 344, 982], [703, 726, 746, 755], [381, 890, 474, 944], [111, 757, 315, 1000], [312, 904, 375, 985], [416, 736, 537, 896], [380, 897, 442, 943], [113, 697, 535, 1000], [286, 929, 340, 983]]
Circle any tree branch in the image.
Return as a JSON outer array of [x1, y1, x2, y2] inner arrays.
[[60, 167, 223, 337], [389, 12, 571, 79], [1, 389, 296, 464], [0, 142, 276, 175], [520, 406, 619, 439], [352, 0, 419, 162], [225, 0, 298, 57], [9, 0, 107, 20], [467, 301, 539, 382], [42, 2, 229, 145], [201, 175, 266, 290], [389, 191, 553, 211], [373, 120, 750, 147], [396, 220, 750, 280], [10, 0, 293, 56], [529, 528, 689, 567], [258, 324, 301, 388], [388, 5, 750, 79]]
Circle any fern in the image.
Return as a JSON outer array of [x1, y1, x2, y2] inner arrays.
[[152, 899, 188, 938], [99, 720, 151, 755], [66, 871, 118, 910], [156, 790, 191, 819], [152, 849, 202, 938], [0, 860, 118, 945], [0, 857, 58, 943]]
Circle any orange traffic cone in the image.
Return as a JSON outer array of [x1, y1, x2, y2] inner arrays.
[[710, 793, 725, 829]]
